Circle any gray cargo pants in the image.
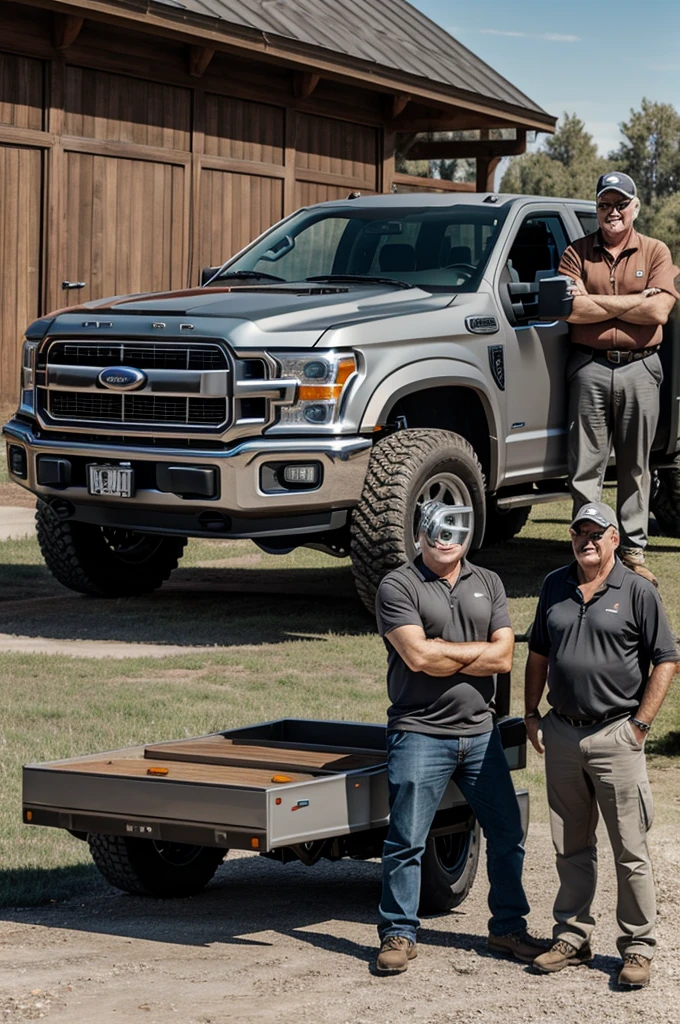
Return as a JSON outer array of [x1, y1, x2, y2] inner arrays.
[[542, 711, 656, 959], [567, 350, 662, 551]]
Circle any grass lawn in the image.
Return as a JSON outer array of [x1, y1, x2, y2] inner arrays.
[[0, 486, 679, 906]]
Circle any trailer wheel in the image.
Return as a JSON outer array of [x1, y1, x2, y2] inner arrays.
[[36, 500, 186, 597], [651, 465, 680, 537], [419, 823, 480, 915], [88, 834, 227, 897], [350, 429, 486, 613]]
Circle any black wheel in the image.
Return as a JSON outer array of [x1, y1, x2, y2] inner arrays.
[[88, 834, 227, 897], [651, 465, 680, 537], [419, 824, 480, 914], [350, 429, 486, 612], [483, 503, 530, 545], [35, 500, 186, 596]]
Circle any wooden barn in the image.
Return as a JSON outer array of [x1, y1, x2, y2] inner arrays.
[[0, 0, 556, 403]]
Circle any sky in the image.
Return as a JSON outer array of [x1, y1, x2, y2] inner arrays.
[[409, 0, 680, 157]]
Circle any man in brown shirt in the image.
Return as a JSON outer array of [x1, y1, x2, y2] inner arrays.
[[558, 172, 679, 581]]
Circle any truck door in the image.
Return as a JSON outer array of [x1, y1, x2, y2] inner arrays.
[[496, 208, 572, 482]]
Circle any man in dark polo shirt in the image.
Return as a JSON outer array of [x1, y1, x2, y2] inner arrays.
[[374, 500, 540, 974], [558, 172, 680, 583], [525, 500, 677, 988]]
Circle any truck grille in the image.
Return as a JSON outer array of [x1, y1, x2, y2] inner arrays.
[[48, 342, 227, 371], [41, 339, 231, 432], [49, 393, 227, 426]]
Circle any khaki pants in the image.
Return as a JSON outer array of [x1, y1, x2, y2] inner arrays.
[[542, 711, 656, 959], [567, 351, 662, 552]]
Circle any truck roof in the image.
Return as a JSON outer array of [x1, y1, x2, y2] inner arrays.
[[313, 193, 596, 210]]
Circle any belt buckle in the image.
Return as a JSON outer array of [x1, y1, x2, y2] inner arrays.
[[608, 350, 622, 365]]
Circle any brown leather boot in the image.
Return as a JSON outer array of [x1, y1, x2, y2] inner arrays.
[[376, 935, 417, 974], [618, 953, 651, 988], [620, 550, 659, 588], [533, 939, 593, 973]]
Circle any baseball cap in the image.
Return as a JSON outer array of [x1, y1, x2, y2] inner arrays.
[[571, 501, 619, 530], [596, 172, 637, 199]]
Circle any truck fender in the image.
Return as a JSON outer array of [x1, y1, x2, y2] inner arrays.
[[359, 359, 505, 490]]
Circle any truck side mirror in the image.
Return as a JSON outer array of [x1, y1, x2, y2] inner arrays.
[[201, 266, 222, 286], [506, 275, 573, 323]]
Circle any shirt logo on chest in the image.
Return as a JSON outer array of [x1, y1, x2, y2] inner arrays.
[[605, 602, 620, 614]]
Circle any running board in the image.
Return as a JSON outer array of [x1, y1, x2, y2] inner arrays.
[[496, 491, 566, 510]]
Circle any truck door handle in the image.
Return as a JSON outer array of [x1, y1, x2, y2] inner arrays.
[[62, 281, 86, 290]]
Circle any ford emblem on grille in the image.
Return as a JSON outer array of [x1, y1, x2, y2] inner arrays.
[[98, 366, 147, 391]]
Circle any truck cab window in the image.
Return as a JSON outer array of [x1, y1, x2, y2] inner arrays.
[[506, 215, 569, 283]]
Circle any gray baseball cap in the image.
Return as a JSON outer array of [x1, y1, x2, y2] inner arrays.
[[571, 501, 619, 530], [596, 172, 637, 199]]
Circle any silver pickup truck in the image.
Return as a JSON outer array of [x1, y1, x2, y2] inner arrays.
[[4, 193, 680, 608]]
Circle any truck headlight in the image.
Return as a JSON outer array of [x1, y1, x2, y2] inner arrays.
[[20, 340, 39, 412], [275, 352, 357, 427]]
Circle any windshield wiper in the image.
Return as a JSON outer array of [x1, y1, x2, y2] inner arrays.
[[217, 270, 285, 282], [305, 275, 412, 290]]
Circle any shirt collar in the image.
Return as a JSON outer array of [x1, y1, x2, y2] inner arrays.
[[593, 227, 640, 256], [566, 556, 626, 590], [412, 554, 472, 584]]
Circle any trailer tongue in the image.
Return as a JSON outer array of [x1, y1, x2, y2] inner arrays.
[[23, 716, 527, 912]]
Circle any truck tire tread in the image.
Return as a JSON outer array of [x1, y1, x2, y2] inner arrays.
[[88, 833, 226, 898]]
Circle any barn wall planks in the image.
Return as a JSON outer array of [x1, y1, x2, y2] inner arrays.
[[0, 145, 42, 399], [0, 7, 392, 403]]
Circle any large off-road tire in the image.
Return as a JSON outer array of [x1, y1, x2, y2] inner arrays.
[[88, 834, 227, 897], [419, 823, 480, 915], [35, 500, 186, 597], [482, 503, 530, 545], [651, 465, 680, 537], [350, 429, 486, 612]]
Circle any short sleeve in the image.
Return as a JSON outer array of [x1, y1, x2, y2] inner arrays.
[[488, 573, 512, 635], [558, 244, 583, 281], [632, 580, 679, 665], [528, 581, 551, 657], [646, 240, 680, 300], [375, 575, 423, 638]]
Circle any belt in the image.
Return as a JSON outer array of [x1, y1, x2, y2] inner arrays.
[[555, 710, 629, 729], [574, 344, 661, 365]]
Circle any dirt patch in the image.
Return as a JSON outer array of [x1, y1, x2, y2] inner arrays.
[[0, 484, 35, 509], [0, 824, 678, 1024]]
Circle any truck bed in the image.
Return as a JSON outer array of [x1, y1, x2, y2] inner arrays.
[[23, 718, 526, 852]]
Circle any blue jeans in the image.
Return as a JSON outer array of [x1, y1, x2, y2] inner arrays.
[[378, 727, 529, 943]]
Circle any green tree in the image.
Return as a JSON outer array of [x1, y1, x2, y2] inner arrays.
[[500, 113, 607, 199], [609, 99, 680, 206], [649, 192, 680, 263]]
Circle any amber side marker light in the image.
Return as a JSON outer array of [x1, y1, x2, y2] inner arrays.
[[25, 810, 33, 821], [251, 838, 260, 849], [147, 766, 169, 776], [271, 774, 292, 783]]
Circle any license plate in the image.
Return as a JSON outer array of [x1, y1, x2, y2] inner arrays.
[[87, 464, 135, 498]]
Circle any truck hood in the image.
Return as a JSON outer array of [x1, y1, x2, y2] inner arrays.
[[38, 283, 454, 349]]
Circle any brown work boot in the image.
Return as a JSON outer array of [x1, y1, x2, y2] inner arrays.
[[533, 939, 593, 973], [618, 953, 651, 988], [487, 930, 547, 963], [376, 935, 417, 974], [620, 550, 659, 588]]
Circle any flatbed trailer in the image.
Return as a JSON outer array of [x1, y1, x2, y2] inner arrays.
[[23, 713, 528, 913]]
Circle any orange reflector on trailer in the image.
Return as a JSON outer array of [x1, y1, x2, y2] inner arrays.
[[275, 798, 282, 805], [147, 766, 169, 776], [26, 810, 33, 821], [271, 774, 291, 783], [251, 838, 260, 849]]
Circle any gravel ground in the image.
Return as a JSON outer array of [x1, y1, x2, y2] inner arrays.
[[1, 824, 679, 1024]]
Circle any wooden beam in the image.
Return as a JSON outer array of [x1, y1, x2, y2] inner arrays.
[[53, 13, 84, 49], [407, 134, 526, 161], [293, 72, 321, 99], [392, 116, 526, 134], [388, 93, 411, 120], [476, 157, 501, 193], [188, 45, 215, 78], [392, 173, 475, 193]]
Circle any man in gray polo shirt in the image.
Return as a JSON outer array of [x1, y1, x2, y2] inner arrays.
[[374, 500, 541, 974], [525, 501, 677, 988]]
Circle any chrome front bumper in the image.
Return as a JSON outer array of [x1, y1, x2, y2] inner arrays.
[[3, 419, 372, 538]]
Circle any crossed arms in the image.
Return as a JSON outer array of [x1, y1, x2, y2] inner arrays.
[[567, 279, 676, 326], [386, 625, 514, 678]]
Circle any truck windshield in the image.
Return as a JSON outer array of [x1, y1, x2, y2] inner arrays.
[[214, 205, 509, 292]]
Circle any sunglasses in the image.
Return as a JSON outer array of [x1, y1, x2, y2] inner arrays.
[[597, 199, 633, 213], [569, 526, 613, 542]]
